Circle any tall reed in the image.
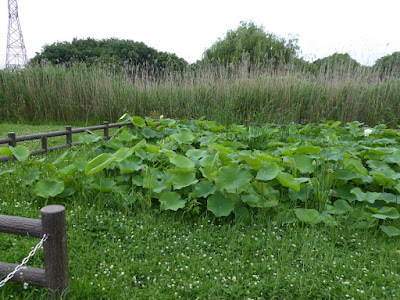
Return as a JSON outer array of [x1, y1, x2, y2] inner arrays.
[[0, 60, 399, 126]]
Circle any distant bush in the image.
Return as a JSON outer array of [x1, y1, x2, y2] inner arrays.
[[373, 52, 400, 78], [29, 38, 188, 71]]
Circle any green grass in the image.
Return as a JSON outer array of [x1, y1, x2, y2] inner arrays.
[[1, 62, 400, 127], [1, 137, 400, 299]]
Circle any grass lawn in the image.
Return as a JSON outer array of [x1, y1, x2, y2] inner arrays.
[[1, 123, 400, 299]]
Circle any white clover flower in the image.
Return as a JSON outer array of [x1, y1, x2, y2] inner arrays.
[[363, 128, 373, 137]]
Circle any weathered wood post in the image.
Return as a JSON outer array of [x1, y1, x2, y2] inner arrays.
[[7, 132, 16, 147], [103, 121, 109, 139], [41, 136, 48, 153], [65, 126, 72, 147], [41, 205, 69, 299]]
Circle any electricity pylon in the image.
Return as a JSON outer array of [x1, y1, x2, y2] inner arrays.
[[6, 0, 28, 68]]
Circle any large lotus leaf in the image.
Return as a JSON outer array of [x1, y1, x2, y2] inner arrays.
[[367, 147, 398, 156], [92, 178, 116, 192], [113, 147, 134, 162], [10, 146, 30, 161], [169, 155, 195, 171], [334, 169, 360, 181], [117, 113, 132, 123], [251, 181, 280, 200], [117, 130, 136, 142], [194, 181, 216, 198], [199, 151, 219, 168], [132, 116, 146, 128], [215, 165, 252, 194], [205, 121, 225, 132], [118, 157, 142, 173], [85, 153, 115, 175], [78, 134, 101, 144], [351, 187, 381, 203], [186, 149, 208, 160], [159, 192, 185, 211], [294, 208, 323, 225], [141, 127, 157, 139], [368, 206, 400, 220], [207, 192, 234, 217], [295, 146, 321, 154], [380, 225, 400, 237], [170, 128, 194, 144], [256, 162, 280, 181], [293, 154, 315, 173], [344, 158, 368, 177], [200, 165, 217, 181], [239, 153, 267, 170], [35, 178, 65, 198], [58, 164, 78, 177], [276, 172, 300, 192], [171, 172, 199, 189]]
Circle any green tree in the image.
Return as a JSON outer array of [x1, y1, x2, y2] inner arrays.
[[29, 38, 188, 71], [312, 53, 361, 74], [202, 21, 299, 67], [373, 52, 400, 78]]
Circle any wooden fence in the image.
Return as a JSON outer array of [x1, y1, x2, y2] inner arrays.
[[0, 205, 68, 298], [0, 121, 134, 162]]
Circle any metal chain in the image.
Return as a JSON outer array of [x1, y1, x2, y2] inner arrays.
[[0, 234, 48, 288]]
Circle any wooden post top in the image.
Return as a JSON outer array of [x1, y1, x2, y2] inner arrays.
[[41, 205, 65, 214]]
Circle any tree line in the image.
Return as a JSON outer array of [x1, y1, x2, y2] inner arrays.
[[29, 21, 400, 77]]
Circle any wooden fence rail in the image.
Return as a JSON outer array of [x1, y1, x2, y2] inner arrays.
[[0, 205, 68, 298], [0, 121, 134, 162]]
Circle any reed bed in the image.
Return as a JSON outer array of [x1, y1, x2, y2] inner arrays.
[[1, 61, 399, 126]]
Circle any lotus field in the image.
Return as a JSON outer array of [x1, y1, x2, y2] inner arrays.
[[2, 114, 400, 237]]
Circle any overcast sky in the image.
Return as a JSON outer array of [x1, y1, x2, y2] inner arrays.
[[1, 0, 399, 69]]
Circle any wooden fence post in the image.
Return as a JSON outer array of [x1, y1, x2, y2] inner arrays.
[[8, 132, 16, 147], [41, 205, 69, 299], [41, 136, 48, 153], [103, 121, 109, 139], [65, 126, 72, 147]]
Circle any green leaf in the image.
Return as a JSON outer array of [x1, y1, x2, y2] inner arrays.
[[170, 128, 195, 144], [113, 147, 134, 162], [117, 113, 132, 123], [118, 157, 142, 173], [293, 154, 315, 173], [333, 199, 353, 213], [159, 192, 186, 211], [35, 179, 65, 198], [78, 133, 101, 144], [92, 178, 116, 192], [344, 158, 368, 177], [207, 192, 235, 217], [0, 169, 15, 176], [0, 147, 12, 156], [53, 151, 69, 165], [141, 127, 157, 139], [369, 206, 400, 220], [194, 181, 216, 198], [294, 208, 323, 225], [380, 225, 400, 237], [58, 164, 78, 177], [10, 146, 30, 161], [132, 116, 146, 128], [350, 187, 381, 203], [169, 155, 195, 171], [255, 162, 280, 181], [215, 165, 252, 194], [85, 153, 115, 175], [171, 172, 199, 189], [276, 172, 300, 192], [117, 130, 135, 142], [186, 149, 208, 160]]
